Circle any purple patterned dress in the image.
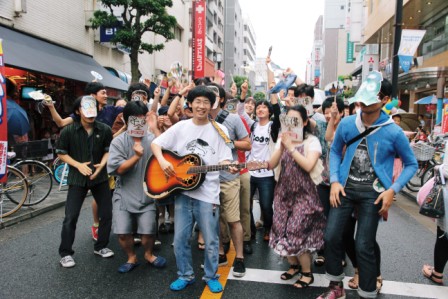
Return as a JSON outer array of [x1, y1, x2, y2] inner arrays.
[[269, 144, 326, 257]]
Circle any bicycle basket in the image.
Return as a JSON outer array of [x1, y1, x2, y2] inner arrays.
[[12, 140, 49, 159], [411, 143, 435, 161]]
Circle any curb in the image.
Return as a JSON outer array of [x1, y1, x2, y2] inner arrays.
[[0, 200, 66, 229], [400, 190, 417, 202]]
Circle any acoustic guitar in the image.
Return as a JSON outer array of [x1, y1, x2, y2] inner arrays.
[[144, 150, 267, 199]]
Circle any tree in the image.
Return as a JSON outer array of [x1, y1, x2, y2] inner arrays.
[[253, 92, 266, 102], [232, 75, 252, 97], [90, 0, 177, 83]]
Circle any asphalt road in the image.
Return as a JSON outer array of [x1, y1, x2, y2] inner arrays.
[[0, 193, 447, 299]]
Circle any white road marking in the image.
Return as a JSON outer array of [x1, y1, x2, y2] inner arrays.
[[228, 268, 448, 298]]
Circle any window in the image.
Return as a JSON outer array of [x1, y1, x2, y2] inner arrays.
[[173, 25, 182, 42]]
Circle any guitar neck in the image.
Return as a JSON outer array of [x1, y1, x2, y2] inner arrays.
[[187, 163, 246, 174]]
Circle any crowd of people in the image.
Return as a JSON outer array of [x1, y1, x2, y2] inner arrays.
[[16, 56, 446, 298]]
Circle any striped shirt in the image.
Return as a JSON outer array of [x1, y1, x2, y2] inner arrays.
[[55, 121, 112, 187]]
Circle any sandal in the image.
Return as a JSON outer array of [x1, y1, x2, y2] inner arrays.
[[422, 265, 444, 285], [170, 278, 195, 291], [314, 255, 325, 267], [198, 242, 205, 251], [280, 264, 301, 280], [206, 278, 223, 293], [293, 272, 314, 289], [376, 276, 383, 293], [348, 269, 359, 289], [148, 256, 167, 268]]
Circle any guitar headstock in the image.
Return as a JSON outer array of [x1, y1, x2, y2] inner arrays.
[[246, 160, 268, 171]]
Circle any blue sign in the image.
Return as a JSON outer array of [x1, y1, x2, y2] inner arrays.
[[398, 55, 413, 73], [100, 22, 122, 43]]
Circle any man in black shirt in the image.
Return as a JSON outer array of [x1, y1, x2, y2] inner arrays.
[[56, 96, 113, 268]]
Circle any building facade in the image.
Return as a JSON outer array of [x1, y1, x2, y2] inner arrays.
[[362, 0, 448, 118], [224, 0, 244, 86]]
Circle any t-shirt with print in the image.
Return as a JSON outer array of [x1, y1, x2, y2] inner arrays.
[[248, 122, 274, 178], [215, 111, 249, 182], [152, 119, 233, 205], [346, 138, 377, 190]]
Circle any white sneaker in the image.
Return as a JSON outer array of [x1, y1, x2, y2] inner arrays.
[[155, 240, 162, 246], [60, 255, 75, 268], [94, 248, 114, 258]]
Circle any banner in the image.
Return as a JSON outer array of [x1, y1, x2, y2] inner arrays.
[[192, 0, 206, 79], [0, 39, 8, 182], [398, 29, 426, 73], [442, 104, 448, 134]]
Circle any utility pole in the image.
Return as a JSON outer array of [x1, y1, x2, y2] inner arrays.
[[391, 0, 403, 99]]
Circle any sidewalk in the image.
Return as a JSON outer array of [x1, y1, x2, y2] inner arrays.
[[0, 185, 68, 229]]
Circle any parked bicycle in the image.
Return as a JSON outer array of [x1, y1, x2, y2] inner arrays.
[[406, 142, 440, 192], [9, 140, 53, 206], [53, 162, 69, 188], [1, 153, 29, 219]]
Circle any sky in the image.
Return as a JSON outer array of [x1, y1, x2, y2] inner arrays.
[[239, 0, 325, 80]]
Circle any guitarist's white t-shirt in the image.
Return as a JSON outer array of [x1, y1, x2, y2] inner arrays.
[[152, 119, 233, 204]]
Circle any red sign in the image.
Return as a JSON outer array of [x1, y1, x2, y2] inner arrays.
[[192, 0, 206, 79], [442, 104, 448, 134], [0, 39, 8, 182]]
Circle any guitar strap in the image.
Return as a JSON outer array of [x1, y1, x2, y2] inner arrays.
[[210, 119, 235, 150]]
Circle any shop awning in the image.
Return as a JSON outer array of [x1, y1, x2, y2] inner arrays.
[[0, 26, 129, 91]]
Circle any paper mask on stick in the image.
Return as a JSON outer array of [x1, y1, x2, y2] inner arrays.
[[80, 96, 97, 118], [127, 116, 148, 137], [349, 71, 383, 106], [280, 114, 303, 142], [296, 96, 314, 117], [224, 98, 238, 114]]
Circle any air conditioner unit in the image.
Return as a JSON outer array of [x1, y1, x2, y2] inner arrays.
[[14, 0, 26, 17]]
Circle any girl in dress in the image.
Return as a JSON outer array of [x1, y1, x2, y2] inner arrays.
[[267, 105, 326, 289]]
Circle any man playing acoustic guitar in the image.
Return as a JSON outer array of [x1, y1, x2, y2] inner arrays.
[[151, 85, 239, 293]]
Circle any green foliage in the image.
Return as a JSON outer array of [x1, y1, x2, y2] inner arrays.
[[253, 92, 266, 102], [91, 0, 177, 83], [232, 75, 252, 97]]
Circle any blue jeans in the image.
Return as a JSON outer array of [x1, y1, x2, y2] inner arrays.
[[174, 194, 220, 282], [324, 187, 381, 298], [250, 176, 275, 230]]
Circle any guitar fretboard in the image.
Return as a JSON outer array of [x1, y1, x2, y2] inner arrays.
[[187, 163, 247, 174]]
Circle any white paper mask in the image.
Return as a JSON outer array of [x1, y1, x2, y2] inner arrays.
[[296, 96, 314, 116], [80, 96, 97, 118], [280, 114, 303, 142], [127, 116, 148, 137], [207, 86, 221, 110]]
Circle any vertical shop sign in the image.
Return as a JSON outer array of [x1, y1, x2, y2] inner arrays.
[[442, 104, 448, 134], [192, 0, 206, 79], [0, 39, 8, 182], [346, 33, 354, 63]]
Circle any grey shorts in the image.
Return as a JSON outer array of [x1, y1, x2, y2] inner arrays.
[[113, 209, 156, 235]]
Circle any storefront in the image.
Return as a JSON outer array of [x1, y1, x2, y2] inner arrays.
[[0, 26, 129, 141]]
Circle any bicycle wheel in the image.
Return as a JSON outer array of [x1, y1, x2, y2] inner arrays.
[[51, 156, 63, 172], [12, 160, 53, 206], [53, 163, 68, 185], [421, 166, 435, 187], [1, 166, 29, 218]]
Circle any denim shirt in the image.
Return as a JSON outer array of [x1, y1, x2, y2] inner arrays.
[[330, 110, 418, 194]]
